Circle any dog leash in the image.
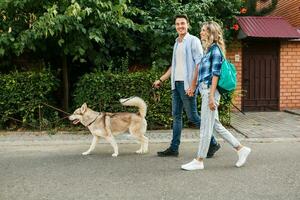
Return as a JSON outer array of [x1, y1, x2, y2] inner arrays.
[[42, 102, 71, 115], [6, 86, 163, 130]]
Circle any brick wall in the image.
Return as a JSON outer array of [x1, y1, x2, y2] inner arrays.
[[269, 0, 300, 27], [280, 41, 300, 109], [227, 40, 300, 111], [227, 41, 242, 110], [257, 0, 300, 28]]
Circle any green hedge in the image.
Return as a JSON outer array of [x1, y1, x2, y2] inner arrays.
[[72, 70, 233, 129], [72, 70, 171, 129], [0, 69, 60, 129], [0, 69, 232, 130]]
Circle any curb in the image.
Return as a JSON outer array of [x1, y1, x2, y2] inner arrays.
[[284, 109, 300, 116], [0, 137, 299, 146]]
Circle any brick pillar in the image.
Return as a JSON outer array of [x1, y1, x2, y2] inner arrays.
[[280, 41, 300, 110], [227, 41, 243, 111]]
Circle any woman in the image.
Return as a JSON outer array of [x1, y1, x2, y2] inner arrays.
[[181, 21, 251, 170]]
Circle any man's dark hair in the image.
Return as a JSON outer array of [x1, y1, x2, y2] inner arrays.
[[174, 14, 189, 23]]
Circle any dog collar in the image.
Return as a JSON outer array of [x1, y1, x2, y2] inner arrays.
[[86, 113, 100, 127]]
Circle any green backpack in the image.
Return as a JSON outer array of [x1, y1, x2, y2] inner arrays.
[[212, 45, 237, 94], [209, 45, 243, 114]]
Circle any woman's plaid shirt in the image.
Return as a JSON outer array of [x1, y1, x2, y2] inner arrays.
[[198, 43, 223, 86]]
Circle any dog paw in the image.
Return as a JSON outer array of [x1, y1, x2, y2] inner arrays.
[[112, 153, 118, 157], [136, 150, 142, 154], [82, 151, 90, 155], [143, 149, 149, 154]]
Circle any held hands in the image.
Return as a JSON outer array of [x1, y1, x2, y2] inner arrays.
[[186, 85, 196, 97]]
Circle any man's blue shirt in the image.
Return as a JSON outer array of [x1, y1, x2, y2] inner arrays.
[[171, 33, 203, 90]]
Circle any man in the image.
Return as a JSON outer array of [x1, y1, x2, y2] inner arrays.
[[153, 14, 220, 157]]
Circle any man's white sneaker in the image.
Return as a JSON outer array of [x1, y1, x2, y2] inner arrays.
[[236, 147, 251, 167], [181, 159, 204, 171]]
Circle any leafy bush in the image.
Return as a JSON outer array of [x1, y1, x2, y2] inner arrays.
[[0, 69, 60, 129], [72, 69, 233, 129], [0, 0, 243, 71], [72, 69, 170, 129]]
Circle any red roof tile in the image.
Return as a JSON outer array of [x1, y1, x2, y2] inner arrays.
[[236, 16, 300, 39]]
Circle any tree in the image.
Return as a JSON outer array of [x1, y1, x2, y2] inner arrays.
[[0, 0, 243, 111], [129, 0, 244, 67], [0, 0, 148, 111], [244, 0, 278, 16]]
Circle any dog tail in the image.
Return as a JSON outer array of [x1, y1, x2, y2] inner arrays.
[[120, 97, 147, 118]]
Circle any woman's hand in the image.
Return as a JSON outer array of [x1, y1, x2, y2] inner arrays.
[[209, 95, 216, 111]]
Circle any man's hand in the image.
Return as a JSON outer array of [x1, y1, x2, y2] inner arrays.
[[152, 80, 162, 88]]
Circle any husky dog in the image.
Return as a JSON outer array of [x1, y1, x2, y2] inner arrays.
[[69, 97, 148, 157]]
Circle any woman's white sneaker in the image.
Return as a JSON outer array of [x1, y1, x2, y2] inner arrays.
[[181, 159, 204, 171], [236, 147, 251, 167]]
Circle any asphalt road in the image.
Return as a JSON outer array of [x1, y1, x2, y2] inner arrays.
[[0, 141, 299, 200]]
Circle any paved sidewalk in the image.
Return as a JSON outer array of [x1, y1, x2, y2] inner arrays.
[[0, 111, 300, 146], [231, 111, 300, 138]]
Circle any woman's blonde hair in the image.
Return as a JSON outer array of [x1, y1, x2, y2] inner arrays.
[[200, 21, 226, 56]]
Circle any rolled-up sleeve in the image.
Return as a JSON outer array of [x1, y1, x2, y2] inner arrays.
[[211, 46, 223, 77], [191, 37, 203, 66]]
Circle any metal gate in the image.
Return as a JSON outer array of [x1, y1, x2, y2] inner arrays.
[[242, 40, 280, 111]]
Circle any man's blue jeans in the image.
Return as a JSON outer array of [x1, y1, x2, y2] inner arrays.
[[170, 81, 217, 151]]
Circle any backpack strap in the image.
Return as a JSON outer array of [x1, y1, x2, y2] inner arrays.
[[209, 43, 225, 59]]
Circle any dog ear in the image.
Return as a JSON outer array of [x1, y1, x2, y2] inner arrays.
[[81, 103, 87, 113]]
